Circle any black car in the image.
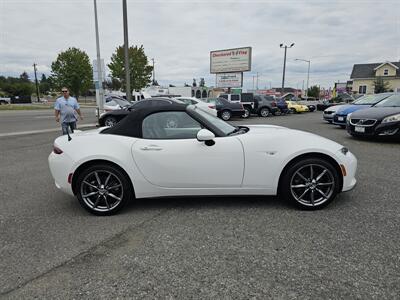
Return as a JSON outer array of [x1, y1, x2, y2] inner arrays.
[[346, 94, 400, 139], [205, 98, 245, 121], [99, 98, 179, 127]]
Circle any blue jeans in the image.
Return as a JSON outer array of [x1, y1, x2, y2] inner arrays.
[[61, 122, 76, 135]]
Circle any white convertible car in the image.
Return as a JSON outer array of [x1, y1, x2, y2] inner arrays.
[[49, 102, 357, 215]]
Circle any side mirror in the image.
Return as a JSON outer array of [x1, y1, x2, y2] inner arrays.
[[197, 129, 215, 146]]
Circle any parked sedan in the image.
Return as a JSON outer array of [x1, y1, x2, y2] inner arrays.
[[95, 96, 131, 117], [346, 94, 400, 139], [287, 101, 309, 113], [332, 93, 393, 128], [205, 97, 245, 121], [99, 98, 179, 127], [323, 104, 348, 123], [175, 97, 217, 116], [49, 102, 357, 215]]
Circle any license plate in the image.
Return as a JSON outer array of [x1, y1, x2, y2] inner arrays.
[[355, 126, 365, 133], [338, 117, 344, 121]]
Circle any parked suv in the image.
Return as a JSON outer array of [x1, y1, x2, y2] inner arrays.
[[252, 95, 280, 117]]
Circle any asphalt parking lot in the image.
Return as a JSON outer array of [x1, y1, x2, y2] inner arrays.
[[0, 111, 399, 299]]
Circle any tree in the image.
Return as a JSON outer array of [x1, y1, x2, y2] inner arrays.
[[50, 47, 93, 98], [307, 85, 320, 98], [19, 71, 30, 82], [373, 76, 390, 93], [39, 74, 51, 94], [108, 45, 153, 94]]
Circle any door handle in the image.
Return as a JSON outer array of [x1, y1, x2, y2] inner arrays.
[[140, 146, 163, 151]]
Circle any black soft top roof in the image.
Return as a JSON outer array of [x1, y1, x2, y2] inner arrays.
[[101, 102, 187, 138]]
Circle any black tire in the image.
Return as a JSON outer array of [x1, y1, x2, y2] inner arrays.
[[259, 107, 271, 117], [75, 164, 133, 216], [290, 108, 297, 114], [221, 110, 232, 121], [104, 116, 117, 127], [280, 157, 340, 210], [242, 107, 251, 118]]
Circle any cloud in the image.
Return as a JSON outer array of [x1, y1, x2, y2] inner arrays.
[[0, 0, 399, 89]]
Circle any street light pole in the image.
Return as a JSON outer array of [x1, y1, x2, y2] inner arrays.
[[294, 58, 310, 99], [93, 0, 104, 112], [151, 58, 155, 85], [122, 0, 132, 102], [280, 43, 295, 95], [33, 63, 40, 102]]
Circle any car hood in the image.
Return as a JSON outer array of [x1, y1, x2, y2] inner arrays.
[[325, 104, 350, 113], [350, 107, 400, 120], [336, 104, 371, 115]]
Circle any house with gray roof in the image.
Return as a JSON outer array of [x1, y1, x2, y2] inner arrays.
[[350, 61, 400, 94]]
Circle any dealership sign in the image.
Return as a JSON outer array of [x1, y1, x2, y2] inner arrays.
[[210, 47, 252, 73], [216, 73, 243, 88]]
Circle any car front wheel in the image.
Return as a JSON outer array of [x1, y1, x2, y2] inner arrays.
[[242, 107, 251, 118], [259, 107, 270, 117], [221, 110, 232, 121], [76, 164, 132, 215], [280, 158, 340, 210], [104, 116, 117, 127]]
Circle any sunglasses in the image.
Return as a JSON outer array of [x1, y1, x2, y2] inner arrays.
[[62, 90, 68, 93]]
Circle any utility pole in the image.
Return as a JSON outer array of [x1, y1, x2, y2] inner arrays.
[[294, 58, 310, 99], [256, 72, 259, 90], [93, 0, 104, 112], [123, 0, 132, 102], [33, 63, 40, 102], [252, 76, 255, 90], [151, 58, 155, 85], [280, 43, 295, 95]]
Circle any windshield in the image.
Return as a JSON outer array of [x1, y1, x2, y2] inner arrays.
[[188, 106, 235, 135], [354, 94, 390, 105], [374, 94, 400, 107]]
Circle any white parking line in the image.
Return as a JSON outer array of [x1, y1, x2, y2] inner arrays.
[[0, 123, 97, 138], [34, 116, 55, 119]]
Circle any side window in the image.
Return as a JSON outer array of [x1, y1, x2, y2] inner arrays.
[[231, 95, 240, 101], [219, 94, 228, 100], [142, 111, 202, 140], [190, 100, 198, 105]]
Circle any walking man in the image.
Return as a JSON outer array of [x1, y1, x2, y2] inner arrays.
[[54, 87, 83, 135]]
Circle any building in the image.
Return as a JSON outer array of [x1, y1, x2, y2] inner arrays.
[[350, 61, 400, 94]]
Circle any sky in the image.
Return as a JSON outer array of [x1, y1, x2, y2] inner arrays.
[[1, 0, 399, 90]]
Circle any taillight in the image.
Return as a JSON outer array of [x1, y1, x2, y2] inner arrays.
[[208, 105, 216, 109], [53, 146, 63, 154]]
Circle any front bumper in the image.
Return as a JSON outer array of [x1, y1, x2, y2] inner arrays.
[[347, 120, 400, 137], [337, 150, 357, 192], [333, 114, 347, 126]]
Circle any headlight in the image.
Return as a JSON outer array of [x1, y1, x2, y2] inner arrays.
[[382, 113, 400, 123], [347, 113, 352, 123]]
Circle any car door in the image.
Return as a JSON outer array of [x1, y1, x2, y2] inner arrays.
[[131, 111, 244, 188]]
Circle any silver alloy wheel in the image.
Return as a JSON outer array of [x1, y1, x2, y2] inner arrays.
[[80, 170, 123, 213], [242, 108, 250, 118], [105, 117, 116, 127], [221, 111, 231, 121], [290, 164, 335, 207], [260, 108, 270, 117]]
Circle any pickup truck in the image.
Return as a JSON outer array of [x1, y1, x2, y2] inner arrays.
[[0, 97, 11, 104], [219, 93, 279, 117]]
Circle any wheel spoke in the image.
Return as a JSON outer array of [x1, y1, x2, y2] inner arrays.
[[310, 190, 315, 205], [104, 173, 112, 186], [108, 193, 121, 201], [297, 188, 310, 200], [83, 181, 98, 190], [310, 165, 314, 180], [94, 172, 102, 186], [92, 195, 101, 208], [104, 196, 111, 209], [316, 169, 327, 182], [296, 171, 308, 182], [291, 184, 307, 188], [82, 191, 98, 198], [108, 184, 122, 190], [316, 188, 328, 200], [317, 182, 333, 186]]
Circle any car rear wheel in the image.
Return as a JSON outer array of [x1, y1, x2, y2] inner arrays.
[[242, 107, 251, 118], [259, 107, 270, 117], [221, 110, 232, 121], [290, 108, 297, 114], [104, 116, 117, 127], [76, 164, 132, 215], [280, 158, 340, 210]]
